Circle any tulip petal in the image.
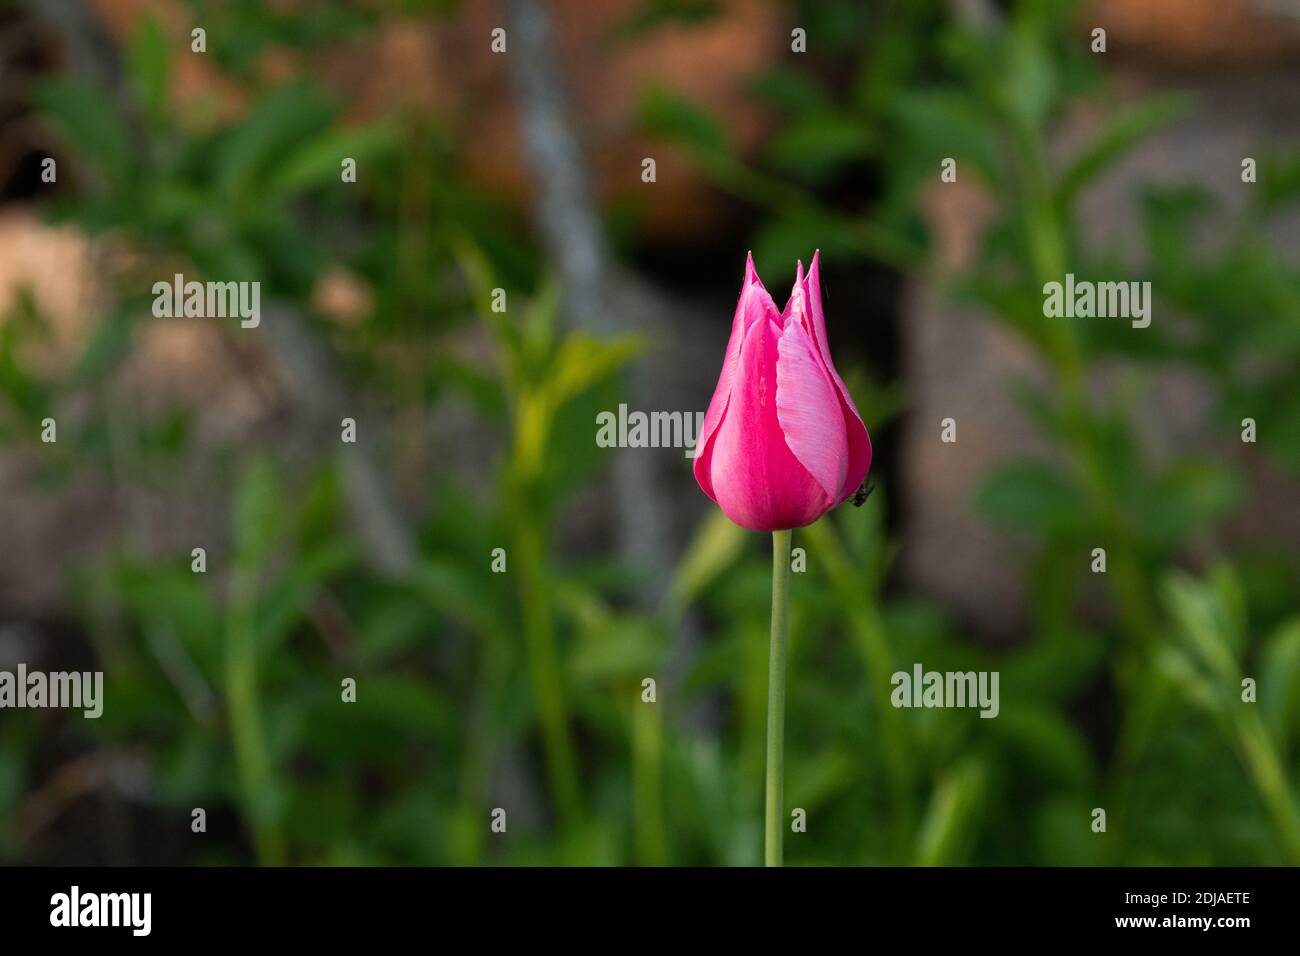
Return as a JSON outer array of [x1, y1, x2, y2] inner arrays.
[[693, 253, 779, 501], [776, 319, 847, 502], [802, 250, 873, 502], [707, 314, 831, 531]]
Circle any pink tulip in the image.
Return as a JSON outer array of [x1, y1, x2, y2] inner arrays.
[[693, 252, 872, 532]]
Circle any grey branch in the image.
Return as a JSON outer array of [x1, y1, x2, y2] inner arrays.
[[504, 0, 677, 606], [502, 1, 713, 729], [503, 0, 611, 335]]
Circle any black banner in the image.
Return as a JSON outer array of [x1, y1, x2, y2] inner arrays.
[[0, 866, 1278, 942]]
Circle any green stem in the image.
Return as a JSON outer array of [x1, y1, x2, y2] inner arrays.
[[513, 514, 581, 826], [765, 528, 793, 867], [1236, 709, 1300, 865], [632, 693, 666, 866], [802, 520, 914, 858], [225, 567, 285, 866]]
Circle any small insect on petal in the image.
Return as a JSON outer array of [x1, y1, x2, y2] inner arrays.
[[850, 480, 874, 508]]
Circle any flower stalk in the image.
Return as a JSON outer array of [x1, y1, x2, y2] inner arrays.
[[765, 528, 793, 866], [691, 254, 870, 866]]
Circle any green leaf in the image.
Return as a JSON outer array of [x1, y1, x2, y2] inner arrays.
[[665, 509, 746, 616], [889, 89, 1000, 184], [999, 26, 1055, 133], [1000, 627, 1106, 702], [915, 756, 986, 866], [214, 83, 335, 201], [1254, 150, 1300, 213], [1161, 571, 1241, 683], [787, 749, 857, 812], [570, 616, 663, 684], [266, 122, 397, 197], [1259, 619, 1300, 751], [1056, 95, 1189, 207], [612, 0, 724, 40], [413, 558, 510, 641], [355, 595, 437, 663], [433, 355, 506, 418], [747, 67, 833, 113], [74, 312, 135, 383], [127, 14, 171, 121], [987, 704, 1094, 788], [255, 541, 357, 654], [764, 112, 874, 181], [638, 84, 733, 165], [35, 77, 132, 191], [515, 332, 644, 479], [1034, 798, 1107, 865], [116, 564, 224, 675], [232, 458, 285, 567], [1138, 461, 1242, 545], [332, 675, 454, 738], [1153, 645, 1221, 715], [972, 460, 1085, 536]]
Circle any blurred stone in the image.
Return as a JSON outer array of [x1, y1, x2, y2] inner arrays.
[[1089, 0, 1300, 69], [898, 69, 1300, 639], [0, 210, 275, 613], [312, 266, 373, 328]]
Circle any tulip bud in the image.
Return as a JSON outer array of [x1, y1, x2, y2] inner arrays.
[[693, 252, 872, 532]]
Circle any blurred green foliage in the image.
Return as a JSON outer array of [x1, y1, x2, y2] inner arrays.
[[1, 0, 1298, 865]]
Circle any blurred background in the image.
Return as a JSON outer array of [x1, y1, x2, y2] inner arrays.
[[0, 0, 1298, 866]]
